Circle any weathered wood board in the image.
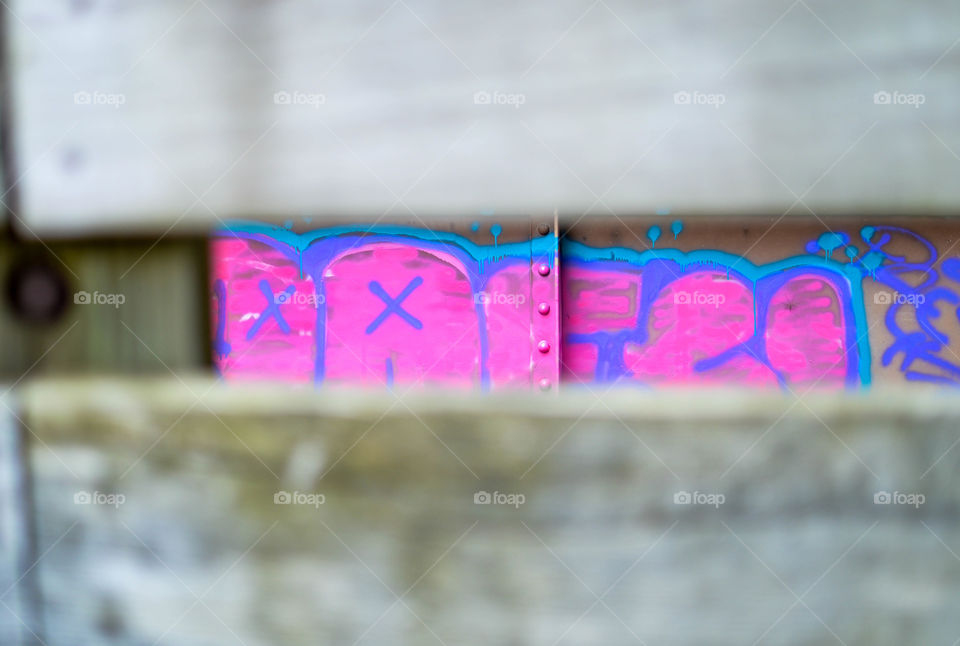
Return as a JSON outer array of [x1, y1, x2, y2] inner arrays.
[[8, 0, 960, 233], [9, 379, 960, 645]]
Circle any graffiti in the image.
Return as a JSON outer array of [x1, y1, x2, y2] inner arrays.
[[562, 226, 867, 389], [563, 222, 960, 389], [211, 223, 559, 389], [213, 220, 960, 389], [835, 226, 960, 385], [366, 277, 424, 334], [212, 279, 231, 360], [247, 279, 295, 340]]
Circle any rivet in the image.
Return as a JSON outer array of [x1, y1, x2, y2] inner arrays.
[[537, 223, 550, 236], [537, 340, 550, 353], [537, 263, 550, 277], [537, 302, 551, 316], [538, 378, 552, 391]]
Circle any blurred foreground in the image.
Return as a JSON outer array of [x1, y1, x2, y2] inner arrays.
[[2, 379, 958, 645]]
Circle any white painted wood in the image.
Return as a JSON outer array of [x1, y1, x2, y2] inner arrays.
[[9, 0, 960, 234]]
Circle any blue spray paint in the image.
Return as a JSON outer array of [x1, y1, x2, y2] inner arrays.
[[385, 357, 395, 388], [647, 226, 661, 248], [366, 277, 424, 334], [213, 279, 231, 359], [856, 226, 960, 384], [815, 232, 849, 260], [671, 220, 683, 240], [246, 280, 295, 340]]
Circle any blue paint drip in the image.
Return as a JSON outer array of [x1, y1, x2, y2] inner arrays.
[[817, 232, 849, 260], [491, 224, 502, 249], [647, 225, 661, 248], [860, 251, 883, 279], [385, 357, 395, 388], [671, 220, 683, 240], [471, 221, 479, 232]]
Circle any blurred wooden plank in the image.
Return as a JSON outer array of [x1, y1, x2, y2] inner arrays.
[[0, 395, 43, 646], [8, 0, 960, 234], [18, 379, 960, 645]]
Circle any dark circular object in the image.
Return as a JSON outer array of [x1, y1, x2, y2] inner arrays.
[[537, 223, 551, 236], [5, 259, 70, 324]]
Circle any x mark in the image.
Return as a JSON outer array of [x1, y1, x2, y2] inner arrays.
[[366, 277, 424, 334]]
